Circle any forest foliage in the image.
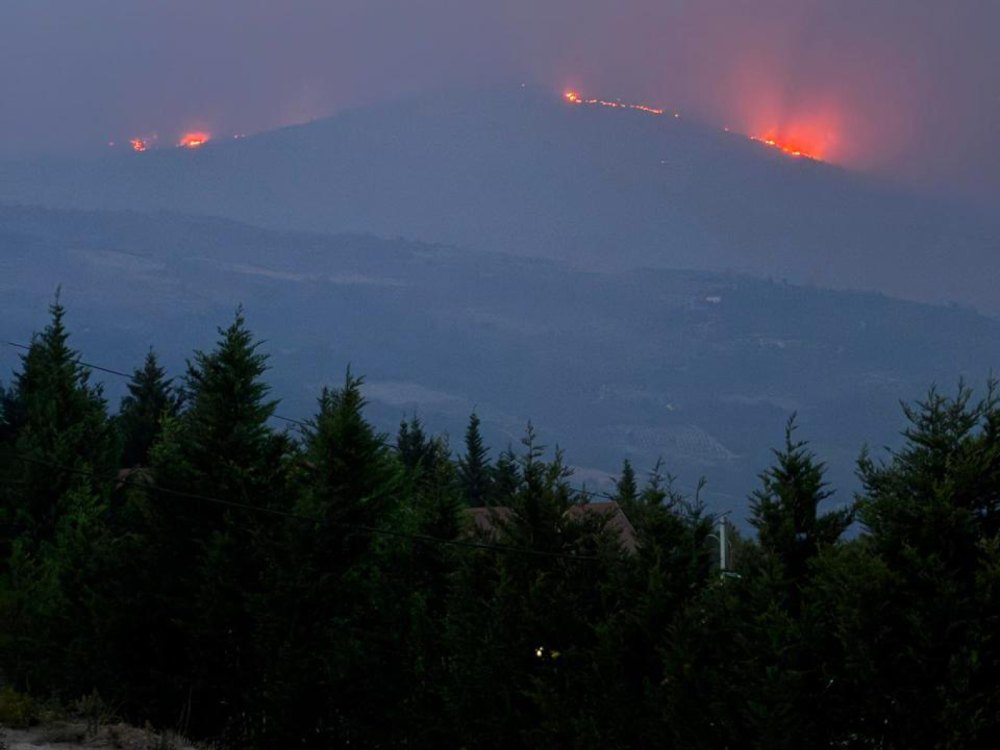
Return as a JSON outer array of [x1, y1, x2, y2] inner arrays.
[[1, 300, 999, 749]]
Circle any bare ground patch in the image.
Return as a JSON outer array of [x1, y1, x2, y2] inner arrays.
[[2, 723, 198, 750]]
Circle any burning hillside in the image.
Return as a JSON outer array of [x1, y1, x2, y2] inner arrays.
[[564, 89, 826, 161], [117, 131, 211, 153]]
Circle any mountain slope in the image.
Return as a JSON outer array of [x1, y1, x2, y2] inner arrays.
[[3, 204, 998, 514], [1, 87, 997, 313]]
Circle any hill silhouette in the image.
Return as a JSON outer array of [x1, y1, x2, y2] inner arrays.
[[1, 86, 997, 313]]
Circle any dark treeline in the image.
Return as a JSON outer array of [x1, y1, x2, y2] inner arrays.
[[2, 300, 999, 748]]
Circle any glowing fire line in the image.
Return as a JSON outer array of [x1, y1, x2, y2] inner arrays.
[[748, 136, 809, 158], [178, 132, 211, 149], [563, 90, 821, 161]]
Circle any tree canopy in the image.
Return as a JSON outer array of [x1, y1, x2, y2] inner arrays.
[[1, 305, 998, 749]]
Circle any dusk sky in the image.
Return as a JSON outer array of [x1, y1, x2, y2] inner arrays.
[[2, 0, 997, 204]]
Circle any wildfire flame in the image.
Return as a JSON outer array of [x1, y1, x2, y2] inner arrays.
[[129, 138, 149, 153], [749, 135, 816, 159], [563, 89, 825, 161], [178, 132, 210, 149], [565, 90, 666, 116]]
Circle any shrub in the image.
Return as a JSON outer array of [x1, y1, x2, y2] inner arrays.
[[0, 686, 38, 728]]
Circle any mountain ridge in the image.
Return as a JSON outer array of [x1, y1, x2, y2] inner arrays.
[[1, 86, 996, 314]]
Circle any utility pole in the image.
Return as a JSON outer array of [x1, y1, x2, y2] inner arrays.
[[714, 511, 739, 579], [719, 515, 727, 573]]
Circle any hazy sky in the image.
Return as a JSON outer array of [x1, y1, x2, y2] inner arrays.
[[2, 0, 997, 203]]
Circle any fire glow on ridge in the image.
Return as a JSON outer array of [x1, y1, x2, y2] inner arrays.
[[564, 89, 825, 161], [748, 134, 817, 159], [178, 131, 211, 149]]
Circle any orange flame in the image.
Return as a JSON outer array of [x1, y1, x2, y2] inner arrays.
[[178, 132, 210, 149], [749, 134, 817, 159], [130, 138, 148, 153], [563, 89, 826, 162], [564, 89, 664, 115]]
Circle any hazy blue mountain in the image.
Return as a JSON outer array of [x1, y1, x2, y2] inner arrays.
[[1, 87, 997, 314], [3, 205, 998, 516]]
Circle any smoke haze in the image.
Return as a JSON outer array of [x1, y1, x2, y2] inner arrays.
[[2, 0, 997, 204]]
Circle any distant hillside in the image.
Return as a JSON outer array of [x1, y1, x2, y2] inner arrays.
[[0, 87, 997, 314], [3, 205, 998, 515]]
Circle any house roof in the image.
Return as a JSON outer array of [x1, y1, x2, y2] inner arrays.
[[466, 501, 638, 554]]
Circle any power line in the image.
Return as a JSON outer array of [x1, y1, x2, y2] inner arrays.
[[2, 338, 625, 500], [10, 453, 604, 562], [2, 339, 311, 429], [272, 414, 310, 429], [4, 337, 725, 505], [4, 339, 132, 378]]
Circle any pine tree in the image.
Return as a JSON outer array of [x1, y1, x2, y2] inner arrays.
[[256, 371, 407, 747], [614, 458, 638, 505], [298, 371, 401, 526], [3, 296, 117, 540], [676, 418, 852, 749], [0, 297, 119, 695], [443, 425, 632, 746], [457, 412, 493, 506], [0, 381, 20, 445], [0, 381, 21, 556], [395, 414, 446, 475], [838, 384, 1000, 747], [117, 349, 180, 467], [750, 416, 851, 598], [145, 309, 292, 739], [159, 309, 286, 506], [492, 443, 521, 503], [397, 414, 430, 471]]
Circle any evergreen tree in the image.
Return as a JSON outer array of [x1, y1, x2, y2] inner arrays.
[[117, 349, 180, 467], [3, 296, 118, 541], [838, 384, 1000, 748], [443, 425, 630, 747], [0, 298, 119, 696], [396, 414, 450, 486], [493, 442, 521, 503], [659, 422, 852, 750], [0, 381, 21, 555], [397, 414, 430, 470], [298, 371, 401, 526], [144, 310, 292, 739], [457, 411, 493, 506], [750, 416, 851, 603], [159, 310, 286, 506], [9, 300, 1000, 749], [0, 381, 20, 445], [256, 371, 407, 747], [614, 458, 638, 505]]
